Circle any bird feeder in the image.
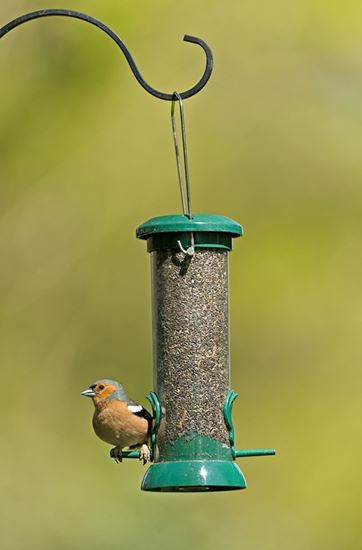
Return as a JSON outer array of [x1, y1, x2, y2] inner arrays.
[[137, 215, 242, 490], [0, 8, 275, 492], [137, 216, 275, 492]]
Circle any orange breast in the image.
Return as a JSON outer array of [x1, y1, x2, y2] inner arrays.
[[93, 400, 148, 448]]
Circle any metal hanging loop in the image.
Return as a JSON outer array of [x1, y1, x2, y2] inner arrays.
[[0, 9, 213, 101], [171, 92, 192, 219], [171, 92, 195, 256]]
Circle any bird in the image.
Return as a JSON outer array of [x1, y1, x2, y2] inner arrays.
[[81, 379, 152, 465]]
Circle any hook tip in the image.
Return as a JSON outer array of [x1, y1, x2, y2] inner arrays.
[[183, 34, 208, 48]]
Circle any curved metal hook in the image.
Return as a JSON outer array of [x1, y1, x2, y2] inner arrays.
[[0, 9, 213, 101]]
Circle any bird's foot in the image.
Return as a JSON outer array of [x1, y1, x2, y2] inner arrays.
[[139, 444, 151, 465], [110, 447, 122, 464]]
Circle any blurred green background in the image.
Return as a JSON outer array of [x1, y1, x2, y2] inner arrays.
[[1, 0, 361, 548]]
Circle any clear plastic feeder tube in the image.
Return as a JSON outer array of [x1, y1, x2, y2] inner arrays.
[[152, 248, 230, 451]]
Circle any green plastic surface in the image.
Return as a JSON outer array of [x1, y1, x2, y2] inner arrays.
[[223, 389, 276, 459], [141, 433, 246, 492], [146, 391, 161, 460], [158, 433, 231, 462], [136, 214, 243, 252], [136, 214, 243, 238], [141, 460, 247, 492]]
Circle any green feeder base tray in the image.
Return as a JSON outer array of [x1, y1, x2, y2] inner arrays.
[[141, 460, 247, 492]]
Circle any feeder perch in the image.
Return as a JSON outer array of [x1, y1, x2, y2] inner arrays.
[[0, 8, 275, 492]]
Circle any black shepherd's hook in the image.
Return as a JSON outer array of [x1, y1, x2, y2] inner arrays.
[[0, 9, 213, 100]]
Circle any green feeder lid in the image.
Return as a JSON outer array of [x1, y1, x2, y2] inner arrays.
[[136, 214, 243, 252]]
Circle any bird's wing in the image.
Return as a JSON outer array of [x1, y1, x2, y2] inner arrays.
[[127, 402, 153, 436]]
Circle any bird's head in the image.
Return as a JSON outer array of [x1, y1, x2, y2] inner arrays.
[[81, 379, 129, 407]]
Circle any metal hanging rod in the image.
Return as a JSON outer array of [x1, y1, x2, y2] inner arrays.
[[171, 92, 192, 219], [0, 9, 213, 101]]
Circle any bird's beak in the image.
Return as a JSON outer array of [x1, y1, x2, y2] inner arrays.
[[81, 388, 96, 398]]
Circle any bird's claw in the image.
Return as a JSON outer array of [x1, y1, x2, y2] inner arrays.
[[110, 447, 123, 464], [139, 444, 151, 465]]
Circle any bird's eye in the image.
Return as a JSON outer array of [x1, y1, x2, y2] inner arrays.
[[99, 385, 104, 390]]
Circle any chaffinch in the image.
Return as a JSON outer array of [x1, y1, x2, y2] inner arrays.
[[81, 379, 152, 464]]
